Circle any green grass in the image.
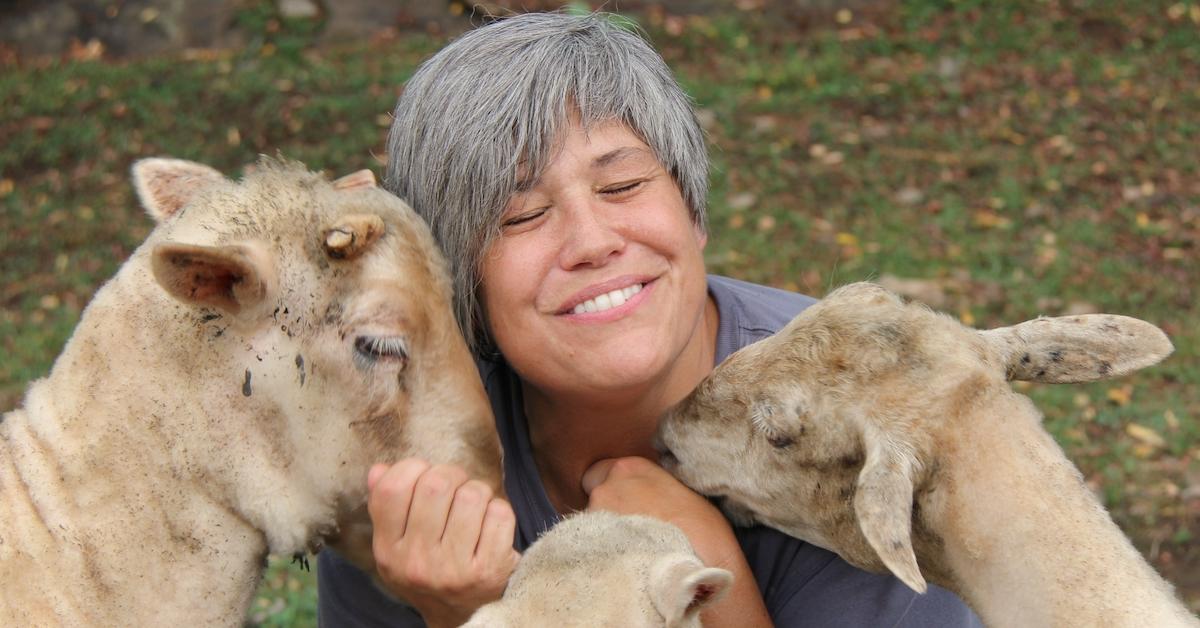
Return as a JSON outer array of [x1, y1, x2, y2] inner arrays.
[[2, 0, 1197, 621]]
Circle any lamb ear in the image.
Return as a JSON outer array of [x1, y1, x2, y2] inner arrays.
[[650, 555, 733, 624], [151, 243, 276, 317], [980, 314, 1173, 383], [853, 432, 927, 594], [132, 158, 225, 222], [332, 169, 376, 190]]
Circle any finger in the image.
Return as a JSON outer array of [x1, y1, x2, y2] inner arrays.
[[405, 464, 470, 545], [477, 498, 519, 571], [367, 463, 388, 490], [367, 458, 431, 543], [442, 479, 494, 561], [580, 457, 619, 495]]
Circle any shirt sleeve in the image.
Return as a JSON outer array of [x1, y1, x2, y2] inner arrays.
[[316, 549, 426, 627], [738, 525, 982, 627]]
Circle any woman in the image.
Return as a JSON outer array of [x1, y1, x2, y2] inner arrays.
[[318, 12, 980, 627]]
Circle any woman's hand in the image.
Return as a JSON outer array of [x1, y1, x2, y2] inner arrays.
[[367, 459, 520, 628], [582, 456, 774, 627]]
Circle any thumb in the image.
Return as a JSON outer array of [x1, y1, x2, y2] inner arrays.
[[581, 458, 618, 496]]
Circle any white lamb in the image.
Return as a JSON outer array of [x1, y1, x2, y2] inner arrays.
[[657, 281, 1197, 627], [0, 157, 503, 626], [463, 511, 732, 627]]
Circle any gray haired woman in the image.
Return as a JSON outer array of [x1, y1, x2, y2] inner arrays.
[[317, 12, 980, 627]]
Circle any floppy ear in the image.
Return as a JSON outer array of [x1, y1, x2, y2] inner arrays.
[[649, 555, 733, 626], [151, 243, 276, 317], [132, 158, 225, 222], [853, 426, 927, 594], [980, 314, 1173, 383]]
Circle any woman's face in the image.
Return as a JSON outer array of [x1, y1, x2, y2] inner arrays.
[[479, 119, 711, 399]]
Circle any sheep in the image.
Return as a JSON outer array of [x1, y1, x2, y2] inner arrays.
[[462, 511, 732, 628], [657, 281, 1197, 628], [0, 157, 503, 626]]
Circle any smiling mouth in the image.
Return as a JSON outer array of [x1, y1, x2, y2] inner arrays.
[[570, 283, 644, 315]]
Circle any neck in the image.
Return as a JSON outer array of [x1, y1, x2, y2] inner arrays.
[[0, 268, 311, 626], [924, 396, 1195, 628], [2, 400, 266, 626], [525, 295, 719, 513]]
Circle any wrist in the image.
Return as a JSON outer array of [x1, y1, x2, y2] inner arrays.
[[418, 607, 472, 628]]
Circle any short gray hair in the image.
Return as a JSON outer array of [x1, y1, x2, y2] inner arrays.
[[385, 11, 709, 355]]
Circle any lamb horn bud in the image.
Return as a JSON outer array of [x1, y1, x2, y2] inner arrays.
[[324, 214, 385, 260]]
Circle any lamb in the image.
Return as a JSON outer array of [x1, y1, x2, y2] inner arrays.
[[0, 157, 503, 626], [657, 281, 1197, 627], [462, 511, 732, 627]]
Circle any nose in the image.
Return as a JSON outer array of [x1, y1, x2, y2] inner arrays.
[[557, 198, 624, 270]]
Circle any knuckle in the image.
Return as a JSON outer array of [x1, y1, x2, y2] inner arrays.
[[587, 482, 616, 503], [396, 457, 432, 476], [610, 456, 651, 475], [371, 475, 409, 503], [420, 464, 468, 494], [485, 498, 515, 523], [455, 480, 493, 506], [414, 469, 453, 496]]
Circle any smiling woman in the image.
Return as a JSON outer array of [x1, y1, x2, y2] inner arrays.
[[315, 11, 982, 628], [483, 118, 715, 403]]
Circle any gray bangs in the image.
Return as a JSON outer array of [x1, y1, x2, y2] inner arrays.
[[386, 12, 709, 355]]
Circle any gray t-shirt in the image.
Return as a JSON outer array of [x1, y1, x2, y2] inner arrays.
[[316, 275, 981, 627]]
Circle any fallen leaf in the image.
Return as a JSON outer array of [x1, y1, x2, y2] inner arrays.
[[1164, 409, 1180, 431], [1108, 385, 1133, 406], [1127, 423, 1166, 449]]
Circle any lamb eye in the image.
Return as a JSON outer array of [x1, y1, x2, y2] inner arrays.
[[354, 335, 408, 369], [767, 433, 795, 449]]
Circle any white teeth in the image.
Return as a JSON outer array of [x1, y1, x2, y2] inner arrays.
[[572, 283, 643, 314]]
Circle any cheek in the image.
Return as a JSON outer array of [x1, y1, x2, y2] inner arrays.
[[480, 242, 534, 316]]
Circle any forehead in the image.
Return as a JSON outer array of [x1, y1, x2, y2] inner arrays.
[[514, 119, 659, 190]]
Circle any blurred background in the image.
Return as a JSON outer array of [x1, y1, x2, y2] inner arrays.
[[1, 0, 1196, 624]]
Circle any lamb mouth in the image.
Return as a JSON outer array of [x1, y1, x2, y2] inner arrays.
[[713, 495, 758, 527]]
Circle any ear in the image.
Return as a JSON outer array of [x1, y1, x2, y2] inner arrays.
[[151, 243, 276, 316], [853, 427, 927, 594], [650, 555, 733, 625], [980, 314, 1173, 383], [332, 169, 377, 190], [131, 158, 225, 222]]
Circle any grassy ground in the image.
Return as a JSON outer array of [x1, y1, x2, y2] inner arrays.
[[1, 0, 1196, 623]]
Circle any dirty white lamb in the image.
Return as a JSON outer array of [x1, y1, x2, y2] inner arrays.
[[0, 157, 503, 626], [657, 281, 1197, 627], [463, 511, 732, 628]]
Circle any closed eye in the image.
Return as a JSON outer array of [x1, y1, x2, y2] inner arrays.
[[354, 335, 408, 370], [750, 398, 794, 449], [599, 180, 644, 197], [501, 207, 548, 228]]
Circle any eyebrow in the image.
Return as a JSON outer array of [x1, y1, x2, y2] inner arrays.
[[593, 146, 653, 169]]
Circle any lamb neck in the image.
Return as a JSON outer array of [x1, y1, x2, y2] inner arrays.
[[924, 393, 1197, 628]]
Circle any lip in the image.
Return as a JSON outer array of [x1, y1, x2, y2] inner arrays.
[[556, 275, 656, 315]]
